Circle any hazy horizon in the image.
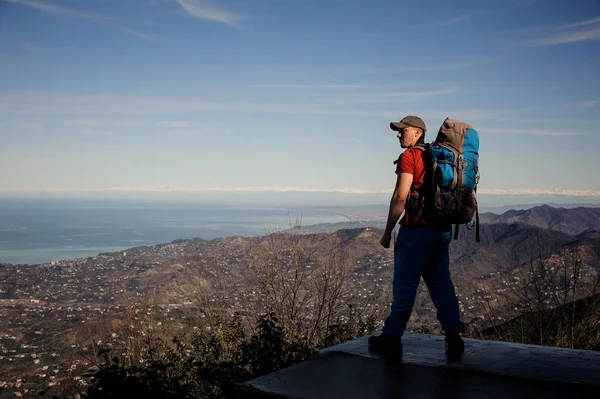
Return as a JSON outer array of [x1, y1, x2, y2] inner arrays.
[[1, 191, 600, 211]]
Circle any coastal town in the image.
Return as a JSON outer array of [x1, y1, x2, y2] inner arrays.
[[1, 223, 599, 396]]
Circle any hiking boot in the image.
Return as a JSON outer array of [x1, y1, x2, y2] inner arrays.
[[445, 334, 464, 362], [368, 334, 402, 361]]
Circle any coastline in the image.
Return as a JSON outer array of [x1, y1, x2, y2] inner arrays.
[[0, 201, 355, 266]]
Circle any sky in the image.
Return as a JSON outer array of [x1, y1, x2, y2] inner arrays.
[[1, 0, 600, 207]]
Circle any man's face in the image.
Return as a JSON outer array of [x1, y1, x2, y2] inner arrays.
[[397, 126, 422, 148]]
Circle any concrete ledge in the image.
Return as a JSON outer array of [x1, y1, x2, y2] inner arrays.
[[236, 332, 600, 398]]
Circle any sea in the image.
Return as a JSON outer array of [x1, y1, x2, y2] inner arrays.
[[0, 199, 350, 265]]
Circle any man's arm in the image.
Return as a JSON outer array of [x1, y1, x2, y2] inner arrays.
[[380, 172, 413, 248]]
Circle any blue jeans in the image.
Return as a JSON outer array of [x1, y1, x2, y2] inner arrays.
[[382, 226, 464, 337]]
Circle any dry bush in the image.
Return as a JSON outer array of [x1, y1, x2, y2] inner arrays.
[[242, 229, 381, 347], [470, 237, 600, 350]]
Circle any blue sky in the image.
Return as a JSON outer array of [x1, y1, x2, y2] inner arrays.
[[1, 0, 600, 207]]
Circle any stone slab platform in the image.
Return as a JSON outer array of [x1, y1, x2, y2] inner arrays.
[[236, 332, 600, 399]]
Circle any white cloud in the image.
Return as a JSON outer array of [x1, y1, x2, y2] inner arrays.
[[314, 87, 461, 107], [7, 0, 159, 42], [0, 91, 541, 125], [526, 15, 600, 46], [564, 100, 597, 110], [481, 127, 586, 136], [263, 87, 462, 109], [18, 123, 45, 134], [291, 137, 310, 144], [62, 118, 146, 128], [434, 14, 478, 28], [559, 16, 600, 30], [0, 185, 388, 194], [419, 110, 497, 122], [177, 0, 243, 26], [21, 42, 43, 52], [374, 61, 484, 73], [2, 156, 55, 163], [82, 128, 113, 136], [159, 120, 191, 128], [249, 84, 414, 90], [7, 0, 128, 23], [479, 188, 600, 197], [366, 87, 459, 100], [158, 130, 197, 137], [3, 186, 600, 197], [234, 60, 484, 78], [1, 90, 492, 119], [62, 118, 104, 127], [118, 27, 160, 43]]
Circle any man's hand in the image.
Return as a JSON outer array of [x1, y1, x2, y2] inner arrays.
[[380, 232, 392, 249]]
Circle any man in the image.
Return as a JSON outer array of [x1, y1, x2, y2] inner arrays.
[[368, 115, 465, 362]]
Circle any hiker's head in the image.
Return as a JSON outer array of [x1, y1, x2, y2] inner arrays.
[[390, 116, 426, 148]]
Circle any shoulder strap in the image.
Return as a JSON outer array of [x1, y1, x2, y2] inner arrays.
[[393, 144, 429, 165]]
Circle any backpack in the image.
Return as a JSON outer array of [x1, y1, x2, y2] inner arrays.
[[408, 118, 481, 241]]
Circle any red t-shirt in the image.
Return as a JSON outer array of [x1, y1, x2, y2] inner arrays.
[[395, 147, 427, 227]]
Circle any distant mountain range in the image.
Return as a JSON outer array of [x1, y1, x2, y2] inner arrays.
[[290, 205, 600, 291], [449, 222, 575, 279], [294, 205, 600, 237], [479, 205, 600, 235], [477, 202, 600, 214]]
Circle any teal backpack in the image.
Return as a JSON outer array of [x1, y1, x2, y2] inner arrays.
[[408, 118, 481, 241]]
